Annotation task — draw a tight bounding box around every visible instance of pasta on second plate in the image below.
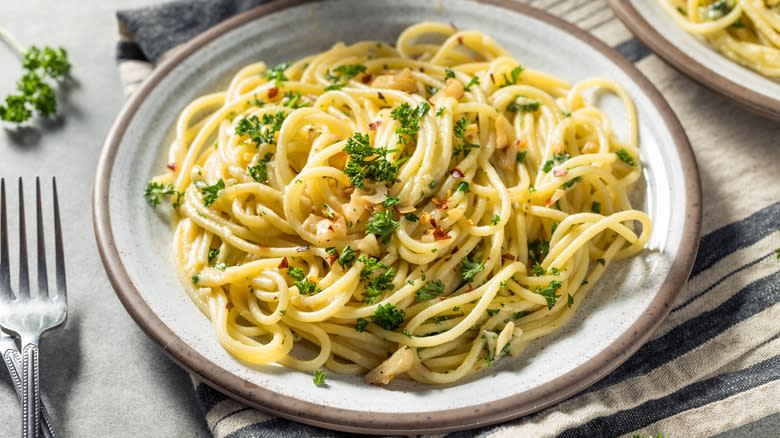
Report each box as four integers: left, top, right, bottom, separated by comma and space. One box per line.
144, 22, 651, 385
659, 0, 780, 77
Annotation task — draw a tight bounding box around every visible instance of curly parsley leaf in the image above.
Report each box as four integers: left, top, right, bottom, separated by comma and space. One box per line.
507, 99, 540, 113
262, 62, 289, 84
343, 132, 402, 188
325, 64, 366, 90
536, 280, 562, 310
391, 102, 430, 144
542, 152, 570, 173
338, 245, 356, 269
235, 112, 287, 146
460, 257, 485, 283
371, 303, 405, 331
199, 178, 225, 207
287, 266, 320, 296
144, 182, 182, 208
367, 209, 400, 244
355, 317, 369, 332
453, 117, 479, 157
415, 280, 445, 301
248, 152, 274, 183
501, 65, 524, 87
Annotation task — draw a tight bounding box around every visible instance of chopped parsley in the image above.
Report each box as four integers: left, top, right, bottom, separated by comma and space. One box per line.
262, 62, 289, 84
704, 0, 732, 20
542, 152, 570, 173
383, 195, 400, 208
287, 266, 320, 296
516, 151, 527, 164
208, 248, 220, 265
435, 107, 446, 117
404, 212, 419, 222
536, 280, 562, 310
415, 280, 445, 301
313, 369, 326, 387
532, 263, 546, 276
337, 245, 356, 268
512, 311, 528, 320
343, 132, 402, 188
507, 99, 540, 113
591, 202, 602, 214
562, 110, 572, 118
355, 318, 369, 332
567, 293, 574, 308
444, 68, 456, 80
501, 65, 524, 87
528, 238, 550, 267
235, 112, 287, 146
597, 258, 606, 266
460, 256, 485, 283
144, 182, 182, 208
199, 179, 225, 207
371, 303, 405, 331
390, 102, 431, 144
490, 214, 501, 225
616, 148, 637, 166
248, 152, 274, 183
325, 63, 367, 90
364, 266, 396, 304
359, 256, 389, 279
456, 181, 470, 193
453, 117, 479, 157
486, 308, 500, 317
191, 274, 200, 284
281, 91, 309, 108
366, 210, 400, 244
464, 76, 480, 91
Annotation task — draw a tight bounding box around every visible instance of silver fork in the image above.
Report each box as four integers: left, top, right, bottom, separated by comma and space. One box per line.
0, 177, 67, 438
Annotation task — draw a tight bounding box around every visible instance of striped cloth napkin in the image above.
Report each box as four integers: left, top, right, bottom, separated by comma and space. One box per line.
116, 1, 780, 436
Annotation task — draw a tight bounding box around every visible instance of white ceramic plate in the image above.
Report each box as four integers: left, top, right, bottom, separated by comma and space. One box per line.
93, 0, 701, 434
608, 0, 780, 121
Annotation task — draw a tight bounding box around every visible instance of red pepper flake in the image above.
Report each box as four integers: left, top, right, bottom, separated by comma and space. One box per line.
361, 74, 372, 84
432, 198, 448, 210
268, 87, 279, 98
438, 296, 447, 301
457, 35, 464, 45
429, 218, 438, 228
226, 302, 233, 311
502, 253, 516, 261
419, 67, 425, 73
369, 121, 381, 131
450, 168, 464, 178
326, 252, 338, 266
278, 257, 289, 269
433, 226, 451, 241
166, 162, 177, 171
467, 283, 474, 291
553, 168, 568, 177
451, 246, 459, 254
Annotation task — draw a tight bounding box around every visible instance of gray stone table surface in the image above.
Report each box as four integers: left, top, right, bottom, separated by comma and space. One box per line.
0, 1, 209, 437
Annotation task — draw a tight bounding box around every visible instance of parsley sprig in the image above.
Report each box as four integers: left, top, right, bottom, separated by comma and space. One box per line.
325, 64, 367, 90
144, 182, 183, 208
0, 31, 72, 123
460, 256, 485, 283
371, 303, 405, 331
248, 152, 274, 183
536, 280, 562, 310
453, 117, 480, 157
415, 280, 445, 301
367, 210, 400, 244
390, 102, 430, 144
235, 112, 287, 146
288, 266, 320, 296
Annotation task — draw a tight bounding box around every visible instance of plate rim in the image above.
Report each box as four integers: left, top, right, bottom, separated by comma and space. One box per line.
93, 0, 702, 434
606, 0, 780, 122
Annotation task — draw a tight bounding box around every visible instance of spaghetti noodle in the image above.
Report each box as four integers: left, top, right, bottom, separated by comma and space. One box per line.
146, 22, 652, 385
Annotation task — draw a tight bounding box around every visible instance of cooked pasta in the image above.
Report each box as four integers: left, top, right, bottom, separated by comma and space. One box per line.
659, 0, 780, 77
144, 22, 652, 385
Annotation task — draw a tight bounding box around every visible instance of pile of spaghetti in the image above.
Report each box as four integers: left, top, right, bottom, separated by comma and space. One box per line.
660, 0, 780, 77
145, 22, 651, 385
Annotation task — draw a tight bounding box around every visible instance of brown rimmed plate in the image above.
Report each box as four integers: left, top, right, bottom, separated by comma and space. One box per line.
93, 0, 701, 434
607, 0, 780, 122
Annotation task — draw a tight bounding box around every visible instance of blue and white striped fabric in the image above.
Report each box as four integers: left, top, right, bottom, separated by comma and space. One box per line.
116, 1, 780, 436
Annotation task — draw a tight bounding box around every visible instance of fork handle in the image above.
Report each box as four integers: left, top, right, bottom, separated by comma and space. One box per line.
20, 339, 41, 438
2, 345, 56, 437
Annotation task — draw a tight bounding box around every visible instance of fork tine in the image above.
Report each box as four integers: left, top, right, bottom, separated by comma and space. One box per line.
52, 177, 66, 299
0, 178, 9, 295
36, 177, 49, 297
18, 178, 29, 297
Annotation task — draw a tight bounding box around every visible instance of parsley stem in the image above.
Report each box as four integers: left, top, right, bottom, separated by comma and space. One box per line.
0, 26, 25, 56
